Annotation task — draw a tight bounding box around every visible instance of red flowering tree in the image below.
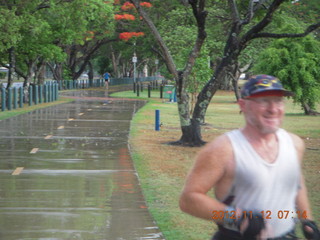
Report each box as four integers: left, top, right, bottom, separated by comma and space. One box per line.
115, 1, 152, 41
114, 14, 135, 21
119, 32, 145, 41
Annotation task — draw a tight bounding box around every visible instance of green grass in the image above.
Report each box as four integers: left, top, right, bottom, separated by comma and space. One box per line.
0, 98, 74, 120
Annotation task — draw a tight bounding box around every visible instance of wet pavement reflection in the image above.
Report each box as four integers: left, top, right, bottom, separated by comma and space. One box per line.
0, 90, 164, 240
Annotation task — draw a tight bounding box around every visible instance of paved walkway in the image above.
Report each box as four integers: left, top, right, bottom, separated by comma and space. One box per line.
0, 90, 164, 240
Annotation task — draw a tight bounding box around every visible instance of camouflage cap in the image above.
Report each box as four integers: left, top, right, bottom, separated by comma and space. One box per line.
240, 74, 294, 99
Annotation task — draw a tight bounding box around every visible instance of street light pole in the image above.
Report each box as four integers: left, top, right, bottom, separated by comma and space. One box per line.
133, 52, 137, 83
155, 59, 159, 76
132, 42, 137, 83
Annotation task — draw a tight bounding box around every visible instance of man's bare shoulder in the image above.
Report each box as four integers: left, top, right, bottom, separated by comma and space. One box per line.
196, 133, 234, 166
183, 133, 235, 195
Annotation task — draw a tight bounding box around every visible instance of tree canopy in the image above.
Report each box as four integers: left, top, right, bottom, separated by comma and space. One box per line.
0, 0, 319, 131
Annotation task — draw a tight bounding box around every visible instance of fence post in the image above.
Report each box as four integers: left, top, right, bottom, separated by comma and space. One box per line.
29, 85, 33, 106
160, 85, 163, 99
136, 83, 140, 97
51, 83, 54, 102
148, 84, 151, 98
19, 87, 23, 108
55, 83, 59, 100
34, 85, 39, 105
7, 88, 12, 110
1, 88, 5, 111
44, 84, 47, 103
13, 87, 18, 109
39, 85, 43, 104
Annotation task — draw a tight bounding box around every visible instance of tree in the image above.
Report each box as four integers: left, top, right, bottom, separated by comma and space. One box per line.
130, 0, 208, 145
47, 0, 116, 81
0, 0, 116, 86
254, 35, 320, 115
131, 0, 320, 146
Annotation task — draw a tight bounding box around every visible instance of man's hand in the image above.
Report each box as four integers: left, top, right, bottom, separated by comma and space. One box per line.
302, 220, 320, 240
239, 212, 265, 239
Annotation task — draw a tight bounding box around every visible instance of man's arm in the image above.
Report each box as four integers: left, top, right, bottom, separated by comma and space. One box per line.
290, 133, 320, 239
179, 134, 234, 223
290, 133, 313, 219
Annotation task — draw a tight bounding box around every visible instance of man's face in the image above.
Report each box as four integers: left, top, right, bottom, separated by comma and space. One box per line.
239, 96, 285, 134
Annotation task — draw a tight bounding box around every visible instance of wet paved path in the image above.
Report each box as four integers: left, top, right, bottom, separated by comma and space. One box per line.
0, 90, 163, 240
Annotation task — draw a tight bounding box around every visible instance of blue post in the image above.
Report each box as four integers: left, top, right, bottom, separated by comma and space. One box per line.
51, 83, 54, 102
1, 88, 6, 111
29, 85, 33, 106
19, 87, 23, 108
44, 84, 47, 103
155, 109, 160, 131
55, 83, 59, 100
13, 87, 18, 109
7, 88, 12, 110
39, 85, 43, 103
34, 85, 39, 105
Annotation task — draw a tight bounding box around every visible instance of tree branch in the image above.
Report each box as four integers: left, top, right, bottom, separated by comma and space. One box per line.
183, 0, 207, 79
228, 0, 240, 23
252, 22, 320, 39
241, 0, 285, 44
130, 0, 179, 80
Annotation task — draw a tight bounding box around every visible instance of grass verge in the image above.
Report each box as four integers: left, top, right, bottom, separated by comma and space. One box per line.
0, 97, 74, 120
112, 90, 320, 240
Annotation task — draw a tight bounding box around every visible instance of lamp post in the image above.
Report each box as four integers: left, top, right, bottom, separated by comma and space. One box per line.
155, 59, 159, 76
132, 53, 137, 83
132, 42, 137, 83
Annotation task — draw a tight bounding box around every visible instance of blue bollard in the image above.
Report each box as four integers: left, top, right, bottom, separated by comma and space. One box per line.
155, 109, 160, 131
29, 85, 33, 106
34, 85, 39, 105
7, 88, 12, 110
39, 85, 43, 103
1, 88, 6, 111
19, 87, 23, 108
13, 87, 18, 109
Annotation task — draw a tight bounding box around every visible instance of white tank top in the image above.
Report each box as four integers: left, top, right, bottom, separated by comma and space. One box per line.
225, 128, 300, 238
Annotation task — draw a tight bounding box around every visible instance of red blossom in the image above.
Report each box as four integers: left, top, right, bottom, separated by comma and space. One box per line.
114, 14, 135, 20
119, 32, 145, 41
120, 1, 152, 11
140, 2, 152, 7
121, 2, 135, 10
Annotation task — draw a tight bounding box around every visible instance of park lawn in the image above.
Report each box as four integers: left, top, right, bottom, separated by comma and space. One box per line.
112, 90, 320, 240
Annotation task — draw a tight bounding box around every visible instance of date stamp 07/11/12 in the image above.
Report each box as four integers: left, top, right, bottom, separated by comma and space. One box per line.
212, 210, 308, 220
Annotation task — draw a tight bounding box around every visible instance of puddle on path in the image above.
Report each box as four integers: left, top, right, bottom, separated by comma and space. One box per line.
0, 92, 164, 240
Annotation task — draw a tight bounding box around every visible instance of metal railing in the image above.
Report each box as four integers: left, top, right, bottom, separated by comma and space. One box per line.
109, 76, 165, 86
0, 77, 166, 112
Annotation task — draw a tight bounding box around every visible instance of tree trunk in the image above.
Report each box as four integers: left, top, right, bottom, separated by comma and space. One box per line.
88, 61, 94, 80
170, 89, 208, 146
169, 73, 206, 146
49, 62, 63, 81
172, 119, 205, 147
7, 47, 15, 89
232, 78, 240, 101
302, 103, 320, 115
36, 61, 46, 85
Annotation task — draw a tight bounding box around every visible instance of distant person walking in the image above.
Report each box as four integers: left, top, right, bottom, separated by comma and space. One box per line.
103, 72, 110, 89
